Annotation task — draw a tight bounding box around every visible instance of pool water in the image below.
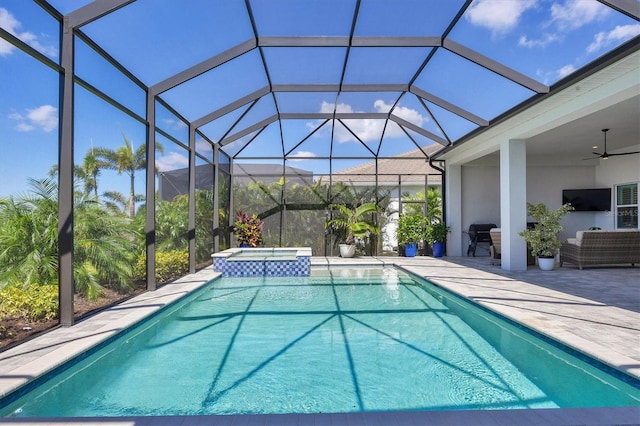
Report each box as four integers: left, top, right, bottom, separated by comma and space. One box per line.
2, 267, 638, 417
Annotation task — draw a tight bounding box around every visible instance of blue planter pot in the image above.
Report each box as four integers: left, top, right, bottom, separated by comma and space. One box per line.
404, 242, 418, 257
432, 242, 445, 258
239, 243, 251, 248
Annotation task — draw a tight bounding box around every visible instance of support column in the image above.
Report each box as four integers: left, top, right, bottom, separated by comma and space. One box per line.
500, 139, 528, 271
58, 18, 75, 326
145, 94, 156, 290
188, 125, 196, 274
446, 164, 463, 256
213, 145, 220, 253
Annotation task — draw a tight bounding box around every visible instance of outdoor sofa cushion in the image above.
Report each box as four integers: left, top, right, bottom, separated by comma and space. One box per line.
560, 229, 640, 269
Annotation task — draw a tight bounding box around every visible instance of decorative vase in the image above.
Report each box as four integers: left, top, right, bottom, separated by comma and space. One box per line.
339, 243, 356, 258
432, 242, 445, 258
537, 257, 555, 271
404, 242, 418, 257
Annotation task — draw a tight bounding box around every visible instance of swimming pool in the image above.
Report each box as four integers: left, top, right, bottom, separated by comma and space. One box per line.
1, 267, 638, 417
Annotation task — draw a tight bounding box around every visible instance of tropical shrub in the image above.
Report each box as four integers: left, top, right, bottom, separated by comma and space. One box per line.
233, 211, 264, 247
134, 250, 188, 284
0, 284, 58, 321
519, 202, 574, 258
0, 178, 137, 301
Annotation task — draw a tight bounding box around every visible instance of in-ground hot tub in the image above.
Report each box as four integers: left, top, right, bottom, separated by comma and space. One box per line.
212, 247, 311, 277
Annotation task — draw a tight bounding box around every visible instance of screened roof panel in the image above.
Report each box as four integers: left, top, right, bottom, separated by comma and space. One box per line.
332, 121, 377, 157
414, 49, 536, 120
343, 47, 433, 84
334, 92, 402, 113
393, 94, 446, 138
354, 0, 468, 36
233, 124, 284, 159
220, 130, 261, 158
226, 96, 279, 137
280, 119, 331, 157
250, 0, 356, 36
46, 0, 93, 14
274, 92, 339, 113
155, 101, 188, 143
196, 103, 253, 144
12, 0, 637, 168
0, 1, 59, 61
81, 0, 254, 85
262, 47, 346, 84
75, 37, 146, 117
378, 121, 424, 157
448, 1, 640, 85
160, 50, 268, 121
421, 101, 479, 142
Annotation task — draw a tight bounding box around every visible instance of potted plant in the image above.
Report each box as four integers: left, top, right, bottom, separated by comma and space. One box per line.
425, 220, 450, 258
396, 213, 425, 257
232, 211, 264, 247
518, 202, 573, 270
325, 202, 381, 258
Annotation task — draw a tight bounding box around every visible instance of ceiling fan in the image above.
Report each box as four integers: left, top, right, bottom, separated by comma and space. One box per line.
589, 128, 639, 160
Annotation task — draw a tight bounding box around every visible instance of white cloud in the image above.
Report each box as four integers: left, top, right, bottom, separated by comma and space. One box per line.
518, 33, 560, 48
9, 105, 58, 132
0, 7, 57, 57
156, 152, 189, 172
550, 0, 608, 31
315, 100, 427, 143
465, 0, 537, 36
557, 64, 577, 79
587, 24, 640, 53
195, 139, 214, 154
27, 105, 58, 132
162, 118, 187, 130
288, 150, 317, 161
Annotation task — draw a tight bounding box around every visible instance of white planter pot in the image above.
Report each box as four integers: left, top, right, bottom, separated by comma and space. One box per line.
537, 257, 555, 271
339, 244, 356, 258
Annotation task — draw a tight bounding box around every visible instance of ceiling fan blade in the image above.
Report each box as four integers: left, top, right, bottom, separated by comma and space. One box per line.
592, 151, 603, 156
582, 156, 599, 160
606, 151, 640, 157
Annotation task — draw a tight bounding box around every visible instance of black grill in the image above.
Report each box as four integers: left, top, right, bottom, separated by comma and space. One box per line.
467, 223, 497, 256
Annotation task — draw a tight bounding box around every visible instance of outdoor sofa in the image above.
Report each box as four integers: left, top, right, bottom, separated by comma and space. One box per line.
559, 229, 640, 269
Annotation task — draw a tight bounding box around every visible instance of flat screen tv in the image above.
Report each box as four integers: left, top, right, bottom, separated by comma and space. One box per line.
562, 188, 611, 212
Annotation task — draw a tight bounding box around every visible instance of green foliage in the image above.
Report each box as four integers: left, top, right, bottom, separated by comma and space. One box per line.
155, 194, 189, 252
0, 178, 58, 288
0, 284, 58, 321
134, 250, 188, 284
0, 178, 136, 301
233, 211, 264, 247
325, 202, 381, 245
401, 188, 443, 224
396, 214, 425, 245
519, 203, 574, 257
425, 220, 451, 244
94, 133, 163, 218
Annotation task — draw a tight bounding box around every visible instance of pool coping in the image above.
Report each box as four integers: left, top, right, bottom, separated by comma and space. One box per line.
1, 256, 638, 425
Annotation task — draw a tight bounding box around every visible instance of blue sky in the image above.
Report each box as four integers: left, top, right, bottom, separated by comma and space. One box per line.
1, 0, 639, 199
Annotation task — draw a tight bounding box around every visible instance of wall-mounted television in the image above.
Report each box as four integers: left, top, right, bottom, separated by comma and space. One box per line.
562, 188, 611, 212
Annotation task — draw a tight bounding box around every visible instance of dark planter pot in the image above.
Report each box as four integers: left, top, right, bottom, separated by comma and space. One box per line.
239, 243, 251, 248
432, 242, 445, 258
404, 242, 418, 257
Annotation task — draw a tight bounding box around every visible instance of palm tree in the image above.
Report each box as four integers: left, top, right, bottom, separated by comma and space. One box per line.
95, 133, 163, 218
0, 178, 136, 300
